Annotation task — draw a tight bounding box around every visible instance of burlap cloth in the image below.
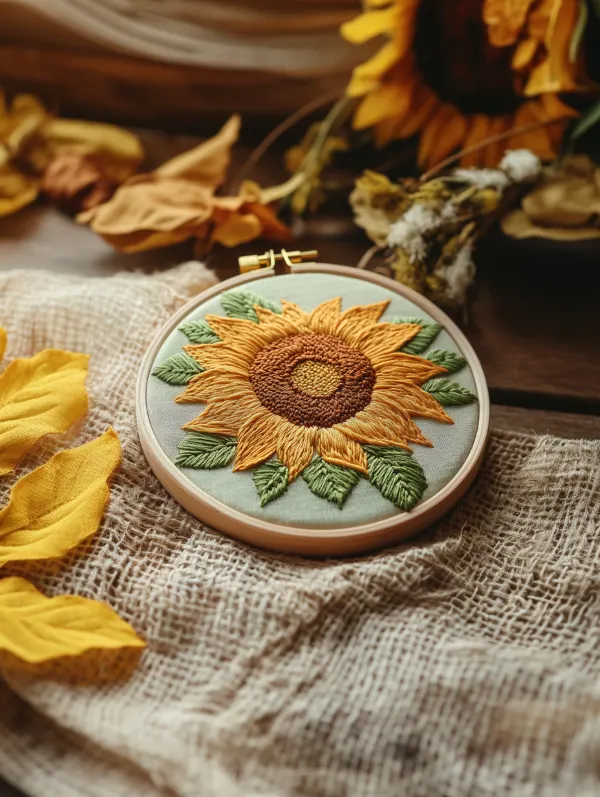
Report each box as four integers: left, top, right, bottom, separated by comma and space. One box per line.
0, 262, 599, 797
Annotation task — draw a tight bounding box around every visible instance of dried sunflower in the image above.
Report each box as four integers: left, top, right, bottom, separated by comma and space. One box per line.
341, 0, 585, 168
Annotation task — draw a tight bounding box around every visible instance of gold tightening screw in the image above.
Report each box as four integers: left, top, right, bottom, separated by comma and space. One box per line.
238, 248, 318, 275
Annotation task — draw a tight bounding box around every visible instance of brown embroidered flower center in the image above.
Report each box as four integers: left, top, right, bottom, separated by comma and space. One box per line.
249, 333, 376, 427
291, 360, 341, 397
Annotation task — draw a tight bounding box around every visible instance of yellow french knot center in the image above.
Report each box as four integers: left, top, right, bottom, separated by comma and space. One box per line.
291, 360, 341, 397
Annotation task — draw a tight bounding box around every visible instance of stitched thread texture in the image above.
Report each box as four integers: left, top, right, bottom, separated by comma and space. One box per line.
153, 289, 478, 510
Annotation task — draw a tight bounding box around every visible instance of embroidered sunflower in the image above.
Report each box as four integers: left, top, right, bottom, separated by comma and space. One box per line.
341, 0, 584, 168
152, 290, 477, 510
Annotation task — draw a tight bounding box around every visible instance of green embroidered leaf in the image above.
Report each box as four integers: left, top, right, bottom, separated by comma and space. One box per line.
391, 317, 442, 354
178, 319, 221, 344
364, 446, 427, 511
152, 352, 203, 386
425, 349, 467, 374
253, 459, 289, 507
302, 456, 360, 508
422, 378, 477, 406
176, 432, 236, 469
221, 290, 281, 322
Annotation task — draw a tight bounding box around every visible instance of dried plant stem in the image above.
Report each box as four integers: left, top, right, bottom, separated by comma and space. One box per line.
230, 91, 340, 194
421, 117, 564, 181
357, 245, 382, 270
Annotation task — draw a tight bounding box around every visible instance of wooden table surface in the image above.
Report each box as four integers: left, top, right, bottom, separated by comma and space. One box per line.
0, 134, 598, 797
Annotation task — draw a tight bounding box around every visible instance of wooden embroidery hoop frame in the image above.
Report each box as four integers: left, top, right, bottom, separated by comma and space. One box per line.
136, 262, 490, 556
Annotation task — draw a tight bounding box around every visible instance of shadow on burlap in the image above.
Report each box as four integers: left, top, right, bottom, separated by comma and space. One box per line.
0, 262, 599, 797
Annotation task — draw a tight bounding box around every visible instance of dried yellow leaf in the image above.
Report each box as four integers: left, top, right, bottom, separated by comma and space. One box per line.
0, 429, 120, 566
0, 166, 39, 217
0, 576, 144, 665
29, 118, 143, 183
155, 114, 240, 184
0, 349, 89, 475
78, 116, 289, 253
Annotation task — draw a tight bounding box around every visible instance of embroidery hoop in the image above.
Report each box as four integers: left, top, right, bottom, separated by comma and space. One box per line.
136, 262, 489, 556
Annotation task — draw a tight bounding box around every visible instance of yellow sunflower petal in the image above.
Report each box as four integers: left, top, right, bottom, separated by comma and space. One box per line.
347, 41, 401, 97
277, 423, 316, 482
394, 85, 438, 140
0, 327, 6, 361
308, 298, 342, 335
0, 577, 144, 666
183, 393, 261, 436
482, 116, 510, 168
317, 428, 368, 475
341, 9, 397, 44
358, 323, 421, 365
459, 115, 491, 168
512, 38, 539, 71
184, 342, 254, 373
483, 0, 536, 46
234, 410, 282, 471
0, 349, 89, 477
354, 84, 411, 130
334, 301, 389, 346
176, 368, 250, 404
419, 104, 468, 169
508, 103, 555, 160
0, 430, 120, 567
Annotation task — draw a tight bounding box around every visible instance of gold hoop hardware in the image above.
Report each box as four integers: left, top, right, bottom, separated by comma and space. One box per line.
238, 249, 318, 276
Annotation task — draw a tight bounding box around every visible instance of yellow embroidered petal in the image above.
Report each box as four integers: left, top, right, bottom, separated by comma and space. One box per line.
281, 300, 311, 330
0, 327, 6, 361
204, 315, 270, 350
334, 301, 389, 346
277, 424, 316, 482
308, 298, 342, 335
176, 368, 250, 404
0, 577, 144, 665
234, 410, 282, 471
336, 410, 413, 450
382, 380, 453, 424
317, 428, 368, 475
254, 306, 302, 338
367, 394, 433, 446
374, 352, 446, 383
0, 430, 120, 566
358, 323, 421, 364
0, 349, 89, 476
183, 393, 262, 436
184, 342, 254, 373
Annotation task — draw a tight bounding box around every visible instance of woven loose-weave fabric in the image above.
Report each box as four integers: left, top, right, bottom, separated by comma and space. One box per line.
0, 263, 599, 797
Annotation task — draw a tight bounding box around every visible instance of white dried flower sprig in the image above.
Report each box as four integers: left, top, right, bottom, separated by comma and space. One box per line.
499, 149, 542, 182
388, 203, 457, 262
